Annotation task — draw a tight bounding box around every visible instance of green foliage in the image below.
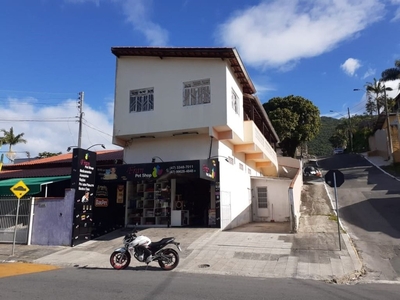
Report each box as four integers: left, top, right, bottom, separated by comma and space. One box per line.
308, 117, 341, 156
381, 59, 400, 84
0, 127, 27, 152
263, 95, 320, 157
36, 152, 62, 159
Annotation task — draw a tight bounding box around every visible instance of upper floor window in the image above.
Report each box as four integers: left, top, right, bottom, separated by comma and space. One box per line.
231, 88, 240, 115
183, 79, 210, 106
129, 87, 154, 112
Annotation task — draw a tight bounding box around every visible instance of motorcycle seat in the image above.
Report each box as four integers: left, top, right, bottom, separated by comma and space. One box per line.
151, 237, 175, 247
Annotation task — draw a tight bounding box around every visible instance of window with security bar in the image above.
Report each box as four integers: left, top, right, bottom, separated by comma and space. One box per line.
183, 79, 210, 106
129, 88, 154, 112
257, 187, 268, 208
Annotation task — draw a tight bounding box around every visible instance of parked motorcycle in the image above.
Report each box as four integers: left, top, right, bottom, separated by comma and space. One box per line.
110, 228, 182, 271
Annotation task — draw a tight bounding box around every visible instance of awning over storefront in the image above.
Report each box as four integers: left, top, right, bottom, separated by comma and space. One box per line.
0, 175, 71, 196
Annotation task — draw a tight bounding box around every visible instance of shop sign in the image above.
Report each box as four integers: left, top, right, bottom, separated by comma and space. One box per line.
97, 160, 218, 182
70, 148, 97, 246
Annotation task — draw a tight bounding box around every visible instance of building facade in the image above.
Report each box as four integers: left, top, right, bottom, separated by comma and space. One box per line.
109, 47, 300, 231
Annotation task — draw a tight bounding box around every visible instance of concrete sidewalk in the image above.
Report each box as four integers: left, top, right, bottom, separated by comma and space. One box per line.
0, 220, 363, 283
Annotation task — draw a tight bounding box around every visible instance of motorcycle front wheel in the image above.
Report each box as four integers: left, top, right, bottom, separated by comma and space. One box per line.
110, 251, 131, 270
158, 248, 179, 271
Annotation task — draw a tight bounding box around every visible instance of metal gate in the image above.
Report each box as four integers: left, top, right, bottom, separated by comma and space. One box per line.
0, 197, 31, 244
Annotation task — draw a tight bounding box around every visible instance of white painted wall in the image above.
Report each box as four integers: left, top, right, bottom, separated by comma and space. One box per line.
124, 133, 212, 163
288, 167, 303, 231
251, 177, 291, 222
114, 57, 245, 138
225, 66, 244, 140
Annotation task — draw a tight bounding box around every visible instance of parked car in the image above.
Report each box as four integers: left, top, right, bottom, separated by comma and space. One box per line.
333, 148, 344, 155
303, 166, 322, 178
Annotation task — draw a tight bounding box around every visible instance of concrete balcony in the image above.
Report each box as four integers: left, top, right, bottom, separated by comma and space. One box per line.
215, 121, 278, 176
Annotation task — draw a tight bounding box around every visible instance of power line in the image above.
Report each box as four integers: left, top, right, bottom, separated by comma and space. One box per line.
0, 117, 76, 122
0, 89, 76, 95
82, 120, 112, 137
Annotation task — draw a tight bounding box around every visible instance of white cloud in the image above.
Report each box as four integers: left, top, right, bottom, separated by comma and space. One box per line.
65, 0, 169, 45
390, 0, 400, 21
116, 0, 169, 46
216, 0, 385, 70
362, 67, 376, 79
0, 97, 121, 161
341, 58, 362, 76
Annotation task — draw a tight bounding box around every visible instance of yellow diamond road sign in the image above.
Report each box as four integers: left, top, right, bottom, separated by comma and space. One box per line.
10, 180, 29, 199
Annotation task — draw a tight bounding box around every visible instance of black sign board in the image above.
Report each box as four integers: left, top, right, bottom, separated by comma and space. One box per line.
324, 169, 344, 188
97, 159, 219, 183
70, 148, 97, 246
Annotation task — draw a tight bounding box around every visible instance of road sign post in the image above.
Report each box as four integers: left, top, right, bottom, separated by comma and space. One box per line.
333, 172, 341, 251
325, 170, 345, 251
10, 181, 29, 256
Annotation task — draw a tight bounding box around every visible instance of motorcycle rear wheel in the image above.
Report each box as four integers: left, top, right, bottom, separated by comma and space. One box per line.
158, 248, 179, 271
110, 251, 131, 270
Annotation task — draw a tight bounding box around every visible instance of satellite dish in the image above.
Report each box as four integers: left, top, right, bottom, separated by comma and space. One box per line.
5, 151, 16, 162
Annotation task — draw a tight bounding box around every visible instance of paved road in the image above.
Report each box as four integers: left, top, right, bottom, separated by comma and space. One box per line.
1, 267, 400, 300
318, 154, 400, 282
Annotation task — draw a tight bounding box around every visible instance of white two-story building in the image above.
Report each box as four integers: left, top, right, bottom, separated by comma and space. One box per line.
103, 47, 302, 231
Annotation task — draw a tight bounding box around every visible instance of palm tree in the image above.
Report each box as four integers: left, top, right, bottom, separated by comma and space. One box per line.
0, 127, 27, 152
365, 78, 386, 115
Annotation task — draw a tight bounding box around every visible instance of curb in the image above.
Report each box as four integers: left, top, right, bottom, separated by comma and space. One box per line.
323, 183, 363, 273
359, 154, 400, 182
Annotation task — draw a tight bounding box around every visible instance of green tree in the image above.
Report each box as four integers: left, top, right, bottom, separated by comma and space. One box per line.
263, 95, 321, 157
365, 98, 377, 116
36, 151, 62, 159
308, 116, 341, 156
0, 127, 27, 152
365, 78, 386, 114
381, 59, 400, 88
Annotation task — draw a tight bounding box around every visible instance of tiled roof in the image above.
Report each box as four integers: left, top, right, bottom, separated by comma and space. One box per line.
111, 46, 256, 94
0, 150, 124, 179
8, 150, 123, 167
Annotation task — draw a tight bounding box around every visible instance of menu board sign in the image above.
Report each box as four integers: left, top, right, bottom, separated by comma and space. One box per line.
70, 148, 97, 246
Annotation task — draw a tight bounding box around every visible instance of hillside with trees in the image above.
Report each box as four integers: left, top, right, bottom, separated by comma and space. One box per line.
308, 116, 341, 157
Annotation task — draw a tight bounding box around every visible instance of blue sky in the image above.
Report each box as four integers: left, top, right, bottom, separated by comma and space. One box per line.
1, 0, 400, 159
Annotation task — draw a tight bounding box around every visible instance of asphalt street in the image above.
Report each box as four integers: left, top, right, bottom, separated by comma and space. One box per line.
318, 153, 400, 281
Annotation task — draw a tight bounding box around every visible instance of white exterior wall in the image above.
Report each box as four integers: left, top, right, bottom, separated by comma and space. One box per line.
288, 167, 303, 232
124, 134, 211, 163
113, 52, 284, 230
114, 57, 246, 138
251, 178, 291, 222
225, 66, 244, 140
215, 140, 262, 230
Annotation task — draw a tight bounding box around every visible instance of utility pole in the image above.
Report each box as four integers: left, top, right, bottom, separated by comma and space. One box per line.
78, 91, 84, 149
383, 87, 393, 160
347, 107, 353, 152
